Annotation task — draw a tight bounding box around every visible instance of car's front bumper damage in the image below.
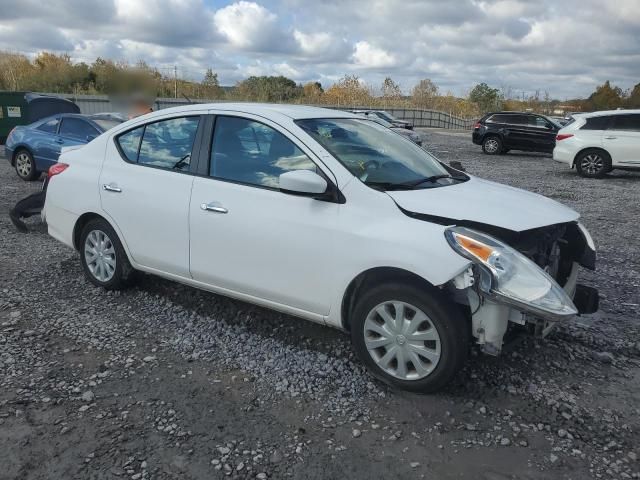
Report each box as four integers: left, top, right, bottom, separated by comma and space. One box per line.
448, 221, 599, 356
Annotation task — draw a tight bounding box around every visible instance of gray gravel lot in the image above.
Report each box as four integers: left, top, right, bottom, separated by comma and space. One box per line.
1, 133, 639, 480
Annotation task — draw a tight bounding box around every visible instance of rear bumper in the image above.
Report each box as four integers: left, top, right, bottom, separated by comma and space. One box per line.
552, 144, 574, 166
3, 146, 13, 164
472, 131, 482, 145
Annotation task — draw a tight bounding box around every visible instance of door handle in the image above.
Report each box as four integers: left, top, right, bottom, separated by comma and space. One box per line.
55, 138, 64, 144
201, 202, 228, 214
604, 136, 617, 140
102, 184, 122, 193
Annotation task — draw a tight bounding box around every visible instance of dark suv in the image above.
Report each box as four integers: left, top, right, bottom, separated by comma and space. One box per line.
472, 112, 561, 155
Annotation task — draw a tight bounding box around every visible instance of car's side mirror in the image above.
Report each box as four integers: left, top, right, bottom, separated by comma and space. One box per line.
279, 170, 328, 196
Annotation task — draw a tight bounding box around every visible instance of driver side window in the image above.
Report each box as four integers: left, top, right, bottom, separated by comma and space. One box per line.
210, 116, 316, 188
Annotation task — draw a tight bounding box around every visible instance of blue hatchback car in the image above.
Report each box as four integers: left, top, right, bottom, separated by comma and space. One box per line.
5, 113, 124, 181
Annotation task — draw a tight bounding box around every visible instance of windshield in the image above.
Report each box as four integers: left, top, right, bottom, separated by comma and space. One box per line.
360, 115, 393, 128
375, 111, 396, 122
296, 118, 464, 190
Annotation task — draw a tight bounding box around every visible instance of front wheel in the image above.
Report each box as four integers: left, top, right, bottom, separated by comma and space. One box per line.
482, 136, 502, 155
350, 283, 469, 393
80, 218, 134, 290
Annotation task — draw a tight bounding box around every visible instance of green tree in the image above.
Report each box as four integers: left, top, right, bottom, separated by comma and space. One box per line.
625, 82, 640, 108
469, 82, 503, 113
587, 81, 623, 110
233, 75, 301, 102
201, 68, 222, 98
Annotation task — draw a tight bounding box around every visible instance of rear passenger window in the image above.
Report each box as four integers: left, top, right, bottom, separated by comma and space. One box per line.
117, 127, 143, 162
610, 114, 640, 132
37, 118, 59, 134
581, 116, 611, 130
486, 114, 507, 123
116, 117, 200, 171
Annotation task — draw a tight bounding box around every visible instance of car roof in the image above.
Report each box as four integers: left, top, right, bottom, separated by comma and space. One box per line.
572, 109, 640, 118
146, 103, 359, 121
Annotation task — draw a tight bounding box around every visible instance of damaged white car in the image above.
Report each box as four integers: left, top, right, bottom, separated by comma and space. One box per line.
43, 104, 598, 392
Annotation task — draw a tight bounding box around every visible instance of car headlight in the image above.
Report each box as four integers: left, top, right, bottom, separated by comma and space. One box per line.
445, 226, 577, 320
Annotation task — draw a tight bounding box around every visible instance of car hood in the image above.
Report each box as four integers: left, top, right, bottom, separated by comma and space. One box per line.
386, 176, 579, 232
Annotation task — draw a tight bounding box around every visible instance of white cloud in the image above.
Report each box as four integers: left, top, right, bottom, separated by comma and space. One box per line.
352, 41, 396, 68
214, 1, 280, 50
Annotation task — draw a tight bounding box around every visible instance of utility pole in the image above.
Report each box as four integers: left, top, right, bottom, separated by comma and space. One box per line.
174, 65, 178, 99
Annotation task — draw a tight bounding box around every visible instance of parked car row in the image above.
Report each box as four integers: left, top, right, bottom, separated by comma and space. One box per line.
353, 112, 423, 145
42, 103, 598, 393
472, 109, 640, 178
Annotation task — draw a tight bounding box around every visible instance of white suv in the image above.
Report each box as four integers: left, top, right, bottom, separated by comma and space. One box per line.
553, 110, 640, 178
43, 104, 598, 392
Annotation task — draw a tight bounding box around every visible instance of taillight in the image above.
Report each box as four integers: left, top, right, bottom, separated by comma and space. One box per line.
473, 122, 481, 129
48, 163, 69, 177
556, 133, 574, 141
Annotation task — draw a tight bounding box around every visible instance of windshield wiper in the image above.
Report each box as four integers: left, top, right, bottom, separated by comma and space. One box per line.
397, 174, 454, 188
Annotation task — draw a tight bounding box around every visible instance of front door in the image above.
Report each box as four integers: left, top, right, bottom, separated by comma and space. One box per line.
528, 115, 557, 152
99, 114, 204, 277
189, 114, 339, 315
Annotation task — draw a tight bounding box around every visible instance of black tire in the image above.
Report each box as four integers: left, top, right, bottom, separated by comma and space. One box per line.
575, 149, 611, 178
350, 282, 469, 393
79, 218, 135, 290
14, 149, 39, 181
482, 136, 502, 155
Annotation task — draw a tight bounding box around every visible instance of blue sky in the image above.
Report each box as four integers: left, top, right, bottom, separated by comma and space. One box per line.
0, 0, 639, 98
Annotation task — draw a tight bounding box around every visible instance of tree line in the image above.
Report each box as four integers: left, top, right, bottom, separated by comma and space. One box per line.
1, 51, 638, 118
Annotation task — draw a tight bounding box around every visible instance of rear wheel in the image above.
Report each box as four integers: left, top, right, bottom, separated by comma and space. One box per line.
80, 218, 134, 290
350, 283, 468, 393
14, 149, 38, 181
575, 149, 611, 178
482, 136, 502, 155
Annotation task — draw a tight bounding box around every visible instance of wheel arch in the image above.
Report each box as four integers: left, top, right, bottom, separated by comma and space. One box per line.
340, 267, 441, 331
572, 146, 611, 167
11, 145, 33, 166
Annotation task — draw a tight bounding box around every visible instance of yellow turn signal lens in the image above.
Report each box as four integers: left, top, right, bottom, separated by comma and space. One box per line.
455, 234, 495, 262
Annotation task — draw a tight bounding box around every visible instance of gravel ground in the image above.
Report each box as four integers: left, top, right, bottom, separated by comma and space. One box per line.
1, 133, 639, 480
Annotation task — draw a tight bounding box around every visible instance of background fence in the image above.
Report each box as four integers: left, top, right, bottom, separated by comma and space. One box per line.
49, 94, 475, 130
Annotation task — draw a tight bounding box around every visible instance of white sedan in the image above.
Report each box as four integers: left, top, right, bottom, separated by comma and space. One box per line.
43, 104, 598, 392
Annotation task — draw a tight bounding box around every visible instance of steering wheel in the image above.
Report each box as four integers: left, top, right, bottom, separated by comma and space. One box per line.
362, 160, 380, 171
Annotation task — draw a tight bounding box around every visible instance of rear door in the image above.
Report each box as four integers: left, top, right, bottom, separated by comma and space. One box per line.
502, 114, 532, 150
602, 114, 640, 167
99, 113, 205, 277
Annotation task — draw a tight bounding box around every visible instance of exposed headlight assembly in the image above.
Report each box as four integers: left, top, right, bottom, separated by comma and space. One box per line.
445, 226, 578, 321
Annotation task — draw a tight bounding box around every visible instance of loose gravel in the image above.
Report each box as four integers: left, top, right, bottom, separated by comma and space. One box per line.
1, 134, 639, 479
